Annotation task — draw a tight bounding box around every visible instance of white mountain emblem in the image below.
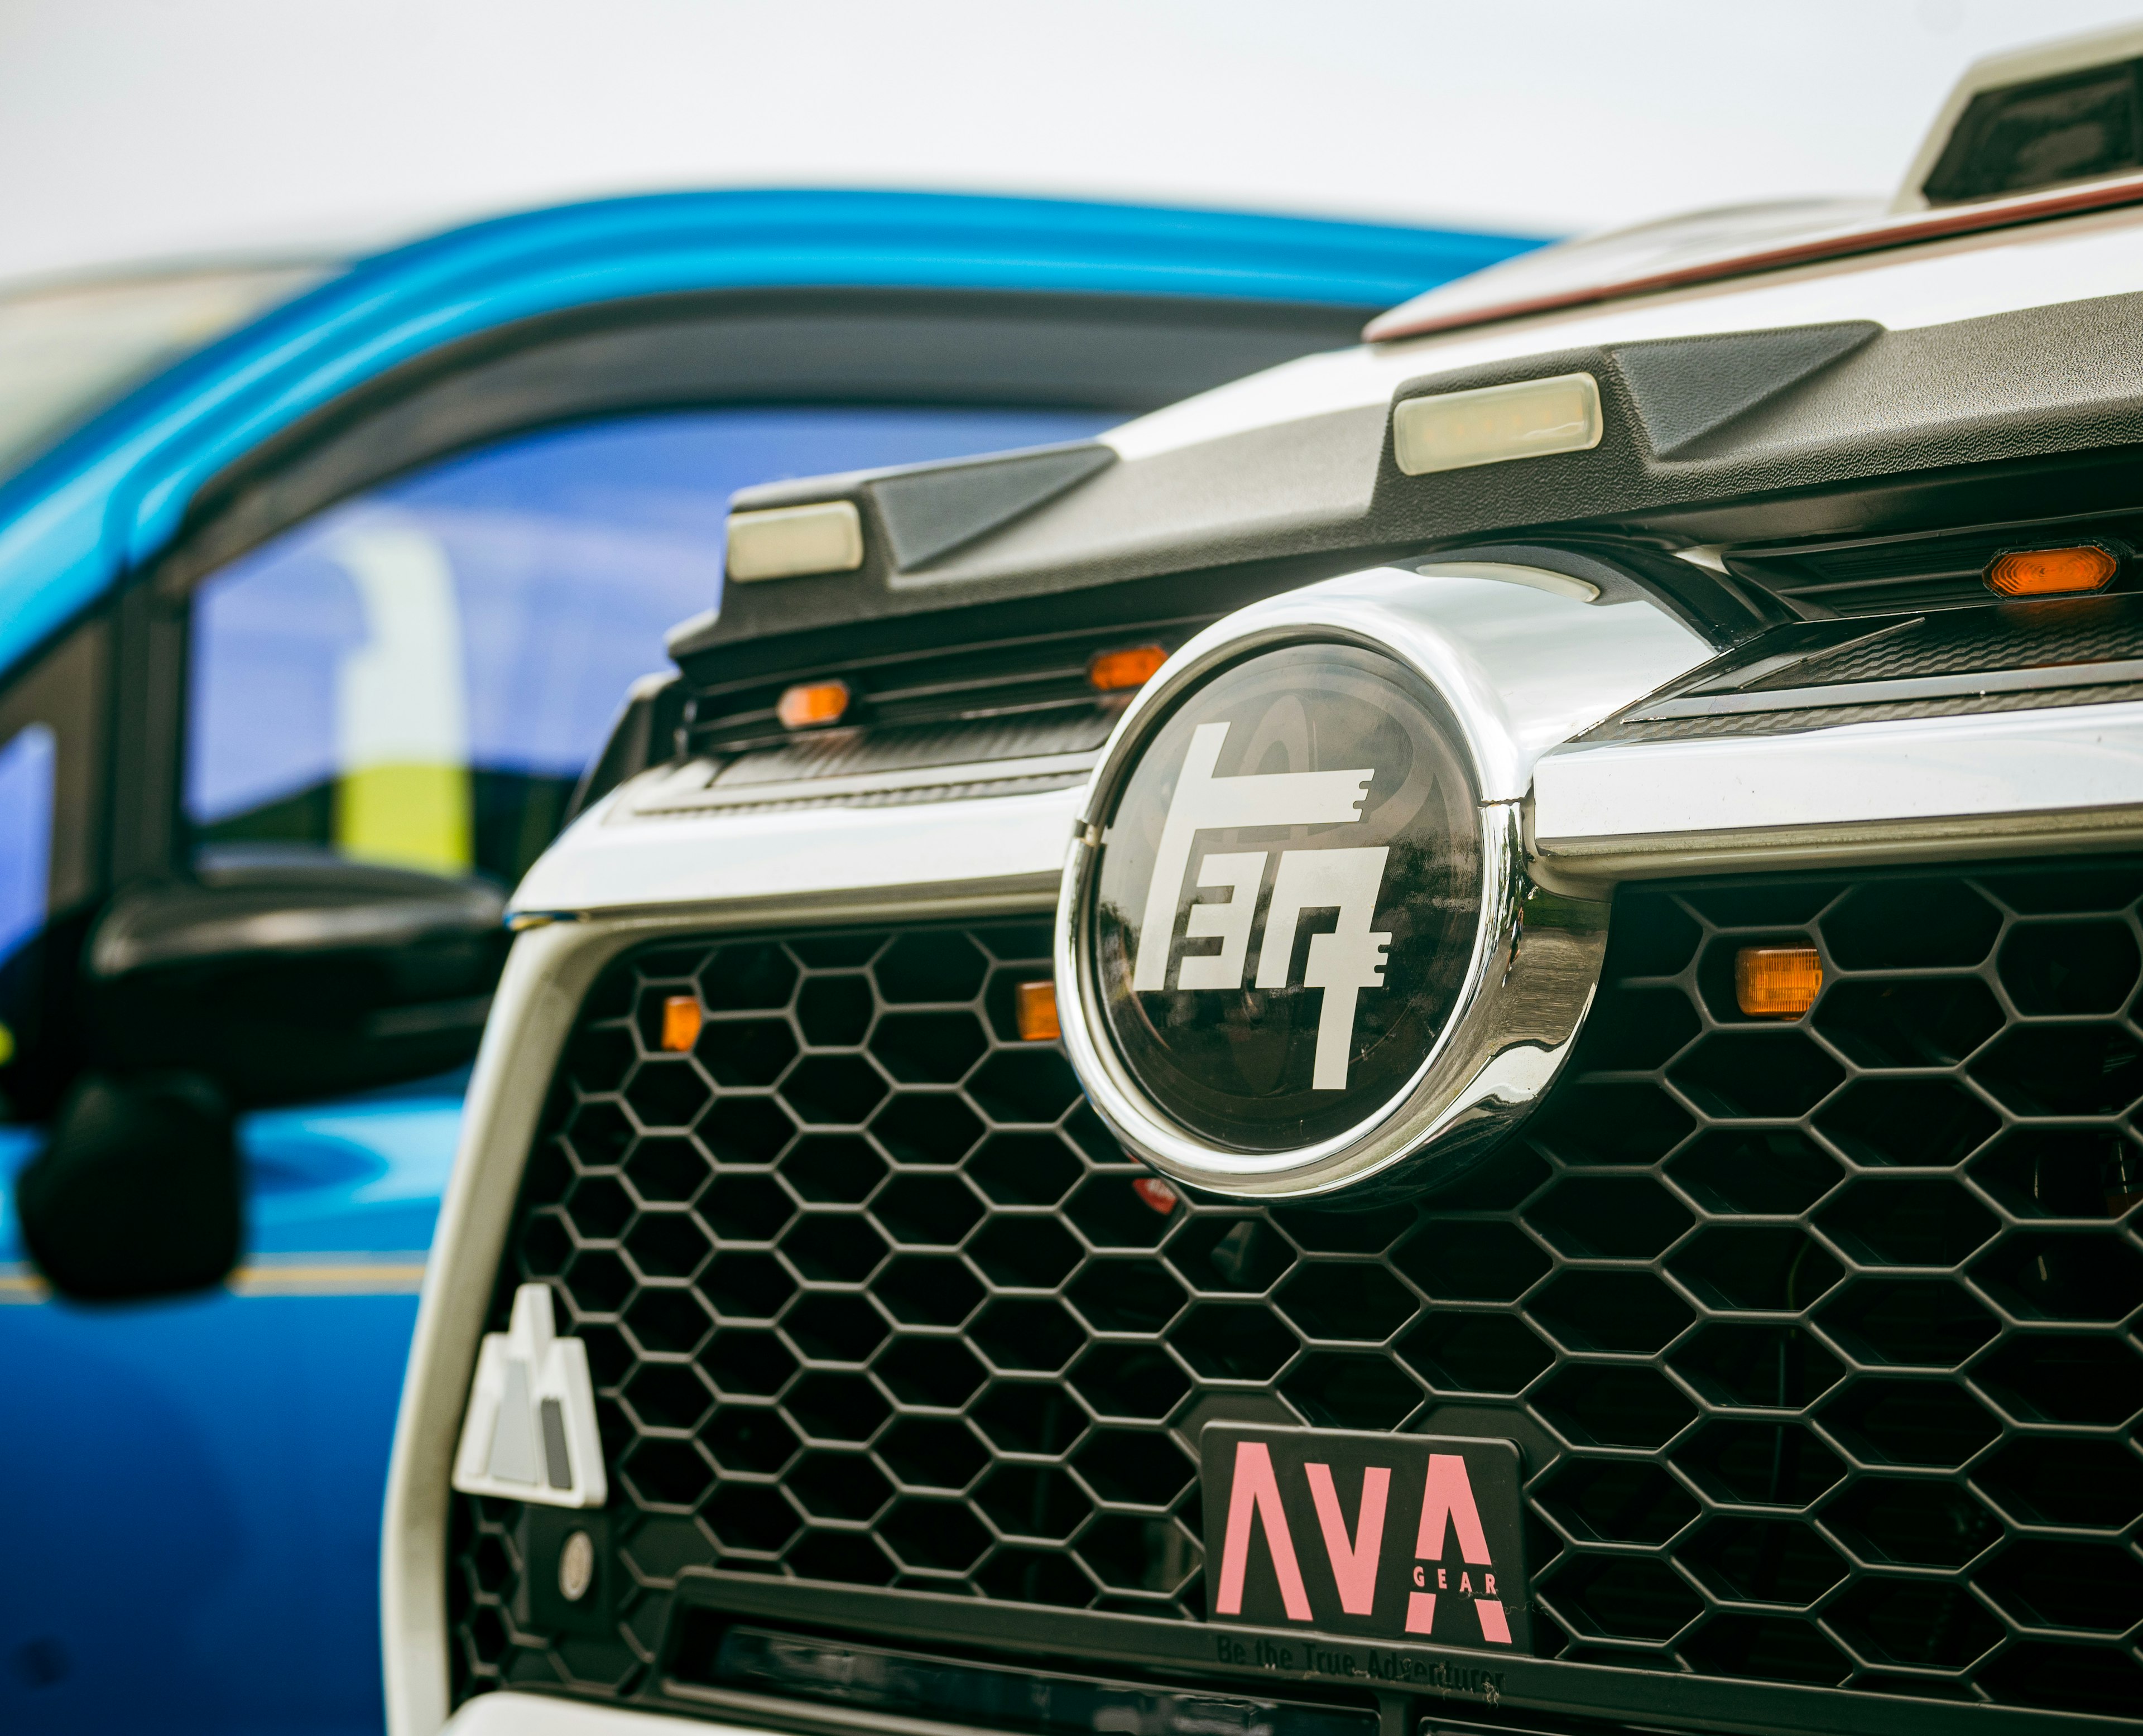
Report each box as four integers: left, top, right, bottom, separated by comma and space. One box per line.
451, 1282, 607, 1508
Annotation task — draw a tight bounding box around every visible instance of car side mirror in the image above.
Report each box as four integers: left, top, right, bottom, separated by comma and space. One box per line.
11, 850, 508, 1302
86, 849, 510, 1107
15, 1071, 241, 1301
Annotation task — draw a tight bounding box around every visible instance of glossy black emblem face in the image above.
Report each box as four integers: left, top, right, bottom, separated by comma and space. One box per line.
1090, 643, 1482, 1152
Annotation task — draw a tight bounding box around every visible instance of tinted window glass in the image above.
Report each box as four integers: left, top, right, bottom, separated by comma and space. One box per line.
0, 618, 106, 1116
186, 405, 1112, 883
0, 723, 55, 971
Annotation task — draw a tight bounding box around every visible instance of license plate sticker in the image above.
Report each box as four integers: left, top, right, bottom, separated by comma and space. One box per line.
1200, 1424, 1529, 1653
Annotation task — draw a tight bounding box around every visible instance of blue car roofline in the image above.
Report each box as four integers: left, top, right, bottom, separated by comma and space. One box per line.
0, 187, 1543, 678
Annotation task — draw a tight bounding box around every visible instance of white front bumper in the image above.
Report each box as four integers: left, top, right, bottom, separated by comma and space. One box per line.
444, 1694, 775, 1736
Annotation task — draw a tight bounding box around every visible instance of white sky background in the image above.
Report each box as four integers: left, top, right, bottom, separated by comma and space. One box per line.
3, 0, 2142, 282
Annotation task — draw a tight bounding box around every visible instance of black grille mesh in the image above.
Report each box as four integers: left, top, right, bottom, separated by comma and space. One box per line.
449, 864, 2143, 1722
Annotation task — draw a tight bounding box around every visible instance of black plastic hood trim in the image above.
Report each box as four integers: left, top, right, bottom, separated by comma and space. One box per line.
1611, 321, 1881, 457
672, 288, 2143, 670
732, 440, 1119, 574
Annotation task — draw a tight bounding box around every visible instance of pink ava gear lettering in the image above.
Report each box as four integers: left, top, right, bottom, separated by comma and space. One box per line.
1200, 1425, 1528, 1652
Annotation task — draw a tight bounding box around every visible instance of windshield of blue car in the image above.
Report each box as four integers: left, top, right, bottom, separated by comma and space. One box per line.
0, 262, 333, 480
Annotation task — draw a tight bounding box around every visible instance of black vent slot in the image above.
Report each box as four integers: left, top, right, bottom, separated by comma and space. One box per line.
1597, 590, 2143, 742
1727, 513, 2142, 618
684, 618, 1207, 759
669, 1618, 1375, 1736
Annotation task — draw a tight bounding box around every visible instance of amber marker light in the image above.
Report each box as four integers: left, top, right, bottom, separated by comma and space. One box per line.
1088, 643, 1168, 693
1132, 1176, 1180, 1214
777, 678, 851, 729
1737, 946, 1823, 1019
660, 996, 703, 1052
1015, 979, 1060, 1042
1985, 544, 2120, 598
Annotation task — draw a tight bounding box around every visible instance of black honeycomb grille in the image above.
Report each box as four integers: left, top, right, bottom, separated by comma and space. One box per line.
450, 865, 2143, 1723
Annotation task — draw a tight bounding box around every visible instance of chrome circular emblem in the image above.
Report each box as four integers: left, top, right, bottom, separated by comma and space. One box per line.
1093, 643, 1481, 1150
1058, 609, 1609, 1204
558, 1530, 595, 1603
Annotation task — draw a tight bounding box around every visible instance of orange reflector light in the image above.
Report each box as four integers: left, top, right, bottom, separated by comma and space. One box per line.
1736, 946, 1822, 1019
1015, 979, 1060, 1042
1985, 544, 2119, 598
777, 678, 851, 729
1088, 643, 1168, 693
660, 995, 703, 1052
1132, 1175, 1180, 1215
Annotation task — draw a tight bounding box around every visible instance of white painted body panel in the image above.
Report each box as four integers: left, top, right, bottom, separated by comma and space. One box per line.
1108, 204, 2143, 461
1534, 700, 2143, 848
443, 1692, 758, 1736
512, 781, 1080, 919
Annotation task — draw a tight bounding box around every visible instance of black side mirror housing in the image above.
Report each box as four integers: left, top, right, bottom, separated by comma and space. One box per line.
16, 1071, 241, 1301
11, 850, 509, 1301
87, 850, 510, 1108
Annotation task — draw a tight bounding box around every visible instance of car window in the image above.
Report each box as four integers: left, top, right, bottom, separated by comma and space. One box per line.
0, 617, 108, 1115
0, 724, 55, 978
184, 405, 1116, 885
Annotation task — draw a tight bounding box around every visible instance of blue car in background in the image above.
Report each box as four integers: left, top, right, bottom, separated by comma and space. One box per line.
0, 190, 1538, 1736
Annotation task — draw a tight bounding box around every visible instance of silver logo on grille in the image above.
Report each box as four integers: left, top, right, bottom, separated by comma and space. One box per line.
1132, 720, 1392, 1089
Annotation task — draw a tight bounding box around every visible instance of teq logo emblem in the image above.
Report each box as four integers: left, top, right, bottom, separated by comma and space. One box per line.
1200, 1423, 1528, 1653
1134, 720, 1391, 1090
1079, 641, 1497, 1170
